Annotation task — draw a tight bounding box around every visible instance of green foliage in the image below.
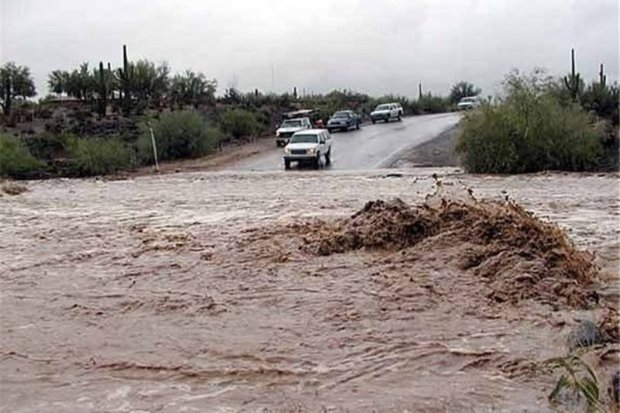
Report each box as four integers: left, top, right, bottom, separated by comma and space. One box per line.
419, 93, 452, 113
22, 133, 72, 161
48, 70, 68, 95
67, 136, 132, 176
170, 70, 217, 108
0, 134, 43, 178
581, 82, 619, 126
138, 110, 219, 163
449, 81, 482, 103
456, 71, 604, 174
0, 62, 36, 115
131, 60, 170, 105
219, 108, 260, 139
548, 355, 605, 411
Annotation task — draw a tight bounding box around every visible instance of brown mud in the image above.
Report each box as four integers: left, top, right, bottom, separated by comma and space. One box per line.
301, 195, 597, 307
0, 169, 618, 412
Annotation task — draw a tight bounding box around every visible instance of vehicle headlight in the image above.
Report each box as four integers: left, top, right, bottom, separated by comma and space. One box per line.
284, 147, 291, 154
307, 148, 316, 155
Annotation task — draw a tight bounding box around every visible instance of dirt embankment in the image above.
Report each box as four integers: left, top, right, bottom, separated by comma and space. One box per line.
390, 125, 460, 168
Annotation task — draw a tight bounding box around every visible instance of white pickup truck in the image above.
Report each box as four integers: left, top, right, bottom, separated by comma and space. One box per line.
370, 103, 403, 123
283, 129, 332, 170
275, 117, 312, 147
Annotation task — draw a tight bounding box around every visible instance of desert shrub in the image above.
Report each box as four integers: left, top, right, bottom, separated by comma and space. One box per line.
22, 133, 73, 161
219, 108, 260, 139
581, 82, 619, 126
456, 72, 604, 174
0, 134, 43, 179
68, 136, 132, 176
419, 94, 452, 113
137, 110, 219, 163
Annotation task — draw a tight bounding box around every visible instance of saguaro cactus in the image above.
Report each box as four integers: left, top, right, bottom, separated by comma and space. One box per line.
599, 63, 607, 87
3, 76, 11, 116
95, 61, 108, 116
563, 49, 581, 101
117, 45, 132, 114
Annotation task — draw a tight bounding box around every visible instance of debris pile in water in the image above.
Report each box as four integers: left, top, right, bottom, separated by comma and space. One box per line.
312, 196, 597, 307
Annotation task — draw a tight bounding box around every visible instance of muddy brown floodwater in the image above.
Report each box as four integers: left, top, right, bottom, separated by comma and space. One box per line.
1, 168, 618, 412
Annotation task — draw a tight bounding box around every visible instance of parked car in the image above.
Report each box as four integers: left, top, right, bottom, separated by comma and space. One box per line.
283, 129, 332, 170
327, 110, 362, 132
275, 117, 312, 147
457, 96, 483, 110
370, 103, 402, 123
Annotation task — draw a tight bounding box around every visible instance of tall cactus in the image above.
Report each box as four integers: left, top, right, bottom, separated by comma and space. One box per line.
95, 61, 108, 116
599, 63, 607, 87
117, 44, 132, 114
3, 75, 11, 116
563, 48, 581, 101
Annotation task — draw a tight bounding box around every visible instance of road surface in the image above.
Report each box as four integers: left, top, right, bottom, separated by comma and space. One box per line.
232, 113, 461, 171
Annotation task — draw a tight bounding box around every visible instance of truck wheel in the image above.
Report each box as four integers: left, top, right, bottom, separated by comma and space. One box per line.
284, 159, 291, 170
371, 119, 376, 124
314, 154, 321, 169
397, 115, 402, 121
325, 150, 331, 165
356, 122, 360, 130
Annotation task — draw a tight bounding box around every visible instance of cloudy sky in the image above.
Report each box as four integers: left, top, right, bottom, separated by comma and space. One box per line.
2, 0, 618, 98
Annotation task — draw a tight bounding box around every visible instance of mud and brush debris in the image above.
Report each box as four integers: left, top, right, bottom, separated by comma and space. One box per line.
1, 182, 28, 196
303, 187, 598, 307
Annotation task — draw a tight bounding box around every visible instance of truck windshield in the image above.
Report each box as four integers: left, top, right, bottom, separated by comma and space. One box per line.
290, 134, 318, 144
375, 104, 391, 111
282, 120, 302, 127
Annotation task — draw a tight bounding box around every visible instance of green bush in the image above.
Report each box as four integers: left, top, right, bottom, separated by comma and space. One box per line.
419, 94, 452, 114
456, 73, 604, 173
68, 136, 132, 176
138, 110, 219, 163
219, 108, 260, 139
0, 134, 43, 179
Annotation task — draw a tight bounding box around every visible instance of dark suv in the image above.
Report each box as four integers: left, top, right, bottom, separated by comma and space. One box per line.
327, 110, 362, 132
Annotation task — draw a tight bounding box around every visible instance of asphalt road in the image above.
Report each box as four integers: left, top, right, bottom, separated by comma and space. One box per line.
232, 112, 461, 171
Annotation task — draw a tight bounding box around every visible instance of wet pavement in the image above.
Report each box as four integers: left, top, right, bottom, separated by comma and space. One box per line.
1, 169, 618, 412
233, 113, 461, 171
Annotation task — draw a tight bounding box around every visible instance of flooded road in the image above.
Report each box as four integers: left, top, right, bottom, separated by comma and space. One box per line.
233, 113, 461, 171
1, 169, 618, 412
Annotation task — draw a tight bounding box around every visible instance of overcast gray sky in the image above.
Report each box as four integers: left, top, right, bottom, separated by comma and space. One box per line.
2, 0, 618, 98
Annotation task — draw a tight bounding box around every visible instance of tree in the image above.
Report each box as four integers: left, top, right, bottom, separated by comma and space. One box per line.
131, 60, 170, 106
0, 62, 36, 115
48, 70, 69, 96
63, 63, 94, 100
449, 81, 482, 104
170, 70, 216, 107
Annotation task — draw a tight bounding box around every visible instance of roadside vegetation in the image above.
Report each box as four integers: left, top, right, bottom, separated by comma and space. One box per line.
0, 44, 459, 179
457, 51, 619, 174
2, 45, 616, 178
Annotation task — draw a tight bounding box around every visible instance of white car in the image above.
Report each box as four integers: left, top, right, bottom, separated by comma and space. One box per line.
457, 96, 483, 110
370, 103, 403, 123
275, 117, 312, 147
283, 129, 332, 170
